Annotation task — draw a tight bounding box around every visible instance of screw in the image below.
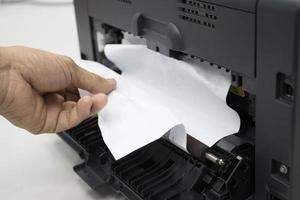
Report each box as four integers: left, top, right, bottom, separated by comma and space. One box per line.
279, 164, 288, 174
217, 159, 225, 166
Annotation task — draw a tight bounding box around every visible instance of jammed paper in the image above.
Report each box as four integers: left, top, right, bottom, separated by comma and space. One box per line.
77, 44, 240, 160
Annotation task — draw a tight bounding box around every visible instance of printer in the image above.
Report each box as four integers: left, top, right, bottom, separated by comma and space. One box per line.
58, 0, 300, 199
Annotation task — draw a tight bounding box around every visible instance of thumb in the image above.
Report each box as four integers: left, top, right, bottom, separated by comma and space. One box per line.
70, 63, 117, 94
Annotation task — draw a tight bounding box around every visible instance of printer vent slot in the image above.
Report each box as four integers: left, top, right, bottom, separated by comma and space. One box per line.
179, 15, 215, 29
178, 0, 217, 29
180, 7, 217, 20
181, 0, 216, 11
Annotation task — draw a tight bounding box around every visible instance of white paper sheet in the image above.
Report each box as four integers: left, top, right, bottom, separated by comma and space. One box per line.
104, 45, 240, 145
77, 44, 240, 160
76, 59, 185, 159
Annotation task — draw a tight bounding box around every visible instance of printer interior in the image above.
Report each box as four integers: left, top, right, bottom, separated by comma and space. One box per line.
59, 0, 300, 199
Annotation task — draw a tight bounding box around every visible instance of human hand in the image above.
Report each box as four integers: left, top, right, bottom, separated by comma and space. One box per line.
0, 46, 116, 134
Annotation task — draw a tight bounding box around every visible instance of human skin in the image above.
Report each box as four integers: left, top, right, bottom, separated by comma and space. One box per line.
0, 46, 116, 134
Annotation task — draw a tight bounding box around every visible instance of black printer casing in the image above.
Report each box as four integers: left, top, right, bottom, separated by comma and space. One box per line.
59, 0, 300, 199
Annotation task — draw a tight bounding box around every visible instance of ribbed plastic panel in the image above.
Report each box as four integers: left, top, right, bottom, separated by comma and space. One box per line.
59, 117, 254, 200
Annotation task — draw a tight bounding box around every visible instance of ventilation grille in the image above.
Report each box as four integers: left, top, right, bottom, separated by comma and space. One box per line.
179, 0, 218, 29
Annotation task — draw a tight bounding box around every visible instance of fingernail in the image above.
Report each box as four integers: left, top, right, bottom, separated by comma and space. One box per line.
107, 78, 117, 86
90, 94, 108, 114
94, 93, 108, 102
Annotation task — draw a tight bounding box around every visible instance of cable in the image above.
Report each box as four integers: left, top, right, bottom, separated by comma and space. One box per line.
0, 0, 72, 6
